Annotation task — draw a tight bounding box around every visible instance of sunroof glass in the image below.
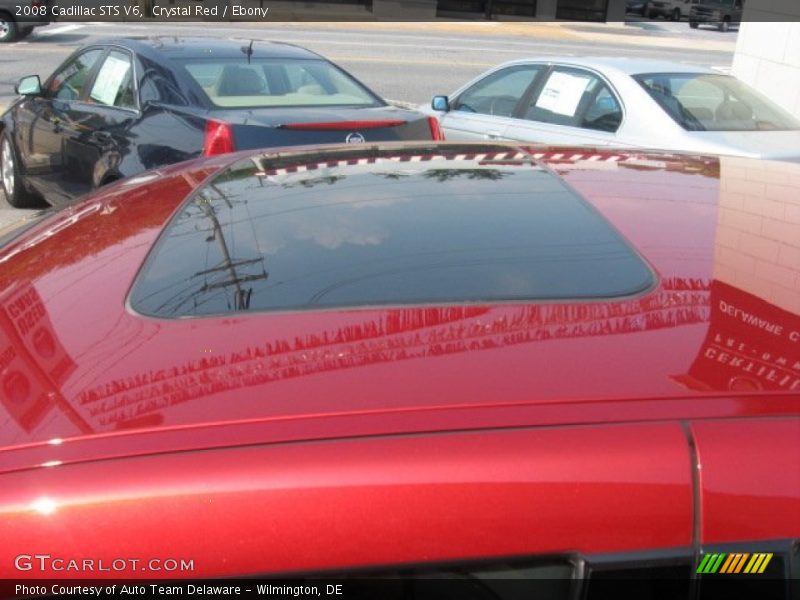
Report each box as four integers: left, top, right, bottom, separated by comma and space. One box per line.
129, 148, 655, 318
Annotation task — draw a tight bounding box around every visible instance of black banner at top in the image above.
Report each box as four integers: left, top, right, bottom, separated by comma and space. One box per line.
8, 0, 800, 23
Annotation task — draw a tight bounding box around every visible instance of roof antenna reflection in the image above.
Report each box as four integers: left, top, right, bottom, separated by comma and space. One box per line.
241, 40, 254, 64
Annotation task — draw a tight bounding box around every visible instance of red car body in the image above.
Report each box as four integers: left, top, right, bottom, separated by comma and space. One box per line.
0, 143, 797, 586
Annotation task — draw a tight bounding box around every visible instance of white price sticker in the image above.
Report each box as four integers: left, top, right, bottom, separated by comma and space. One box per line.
90, 55, 131, 106
535, 71, 592, 117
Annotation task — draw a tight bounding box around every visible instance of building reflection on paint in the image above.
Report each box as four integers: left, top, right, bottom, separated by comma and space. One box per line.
5, 276, 712, 434
676, 156, 800, 393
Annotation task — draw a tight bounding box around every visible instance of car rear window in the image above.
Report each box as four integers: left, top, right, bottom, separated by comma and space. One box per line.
178, 58, 380, 108
129, 146, 655, 318
635, 72, 800, 132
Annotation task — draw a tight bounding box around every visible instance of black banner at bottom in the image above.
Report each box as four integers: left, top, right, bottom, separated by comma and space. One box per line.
2, 577, 794, 600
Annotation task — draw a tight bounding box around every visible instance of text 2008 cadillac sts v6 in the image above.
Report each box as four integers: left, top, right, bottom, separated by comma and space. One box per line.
0, 143, 797, 597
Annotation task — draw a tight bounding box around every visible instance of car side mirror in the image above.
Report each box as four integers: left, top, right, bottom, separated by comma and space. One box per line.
431, 96, 450, 112
15, 75, 42, 96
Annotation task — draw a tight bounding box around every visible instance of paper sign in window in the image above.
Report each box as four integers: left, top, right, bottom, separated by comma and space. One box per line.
90, 55, 131, 106
535, 71, 592, 117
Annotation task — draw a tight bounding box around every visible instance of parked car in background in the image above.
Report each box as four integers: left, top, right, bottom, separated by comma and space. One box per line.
625, 0, 646, 14
689, 0, 743, 31
0, 0, 50, 43
642, 0, 696, 20
426, 58, 800, 160
625, 0, 646, 15
0, 142, 798, 590
0, 37, 440, 208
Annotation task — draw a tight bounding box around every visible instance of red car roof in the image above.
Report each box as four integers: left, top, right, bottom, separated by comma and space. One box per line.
0, 143, 798, 473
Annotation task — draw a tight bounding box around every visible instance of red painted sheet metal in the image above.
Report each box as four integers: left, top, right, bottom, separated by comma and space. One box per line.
0, 423, 692, 578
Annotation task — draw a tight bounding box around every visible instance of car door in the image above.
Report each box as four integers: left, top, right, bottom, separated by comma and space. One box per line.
508, 66, 626, 148
691, 418, 799, 599
0, 420, 695, 580
63, 48, 140, 195
691, 418, 800, 547
23, 48, 105, 203
439, 64, 543, 141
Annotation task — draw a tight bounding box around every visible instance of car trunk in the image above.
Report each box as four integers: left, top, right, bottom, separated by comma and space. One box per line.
690, 130, 800, 160
209, 106, 436, 150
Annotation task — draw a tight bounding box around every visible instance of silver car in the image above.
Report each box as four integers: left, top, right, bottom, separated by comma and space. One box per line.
427, 58, 800, 160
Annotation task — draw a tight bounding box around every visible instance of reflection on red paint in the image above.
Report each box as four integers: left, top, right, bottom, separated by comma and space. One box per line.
675, 281, 800, 393
73, 279, 711, 429
0, 284, 72, 432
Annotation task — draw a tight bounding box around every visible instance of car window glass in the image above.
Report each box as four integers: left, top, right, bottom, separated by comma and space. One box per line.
635, 73, 800, 131
48, 49, 104, 102
130, 146, 655, 318
180, 58, 379, 108
582, 85, 623, 132
525, 67, 621, 132
138, 56, 188, 107
454, 65, 541, 117
674, 76, 724, 124
88, 50, 136, 110
285, 63, 322, 91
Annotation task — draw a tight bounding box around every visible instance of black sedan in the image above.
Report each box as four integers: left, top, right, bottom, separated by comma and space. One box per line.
0, 37, 441, 207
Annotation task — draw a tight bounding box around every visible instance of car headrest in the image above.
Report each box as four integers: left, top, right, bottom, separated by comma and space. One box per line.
715, 100, 753, 123
217, 65, 266, 97
297, 84, 324, 95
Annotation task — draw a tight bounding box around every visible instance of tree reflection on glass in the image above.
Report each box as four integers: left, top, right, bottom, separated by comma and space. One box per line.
422, 169, 511, 182
281, 175, 346, 189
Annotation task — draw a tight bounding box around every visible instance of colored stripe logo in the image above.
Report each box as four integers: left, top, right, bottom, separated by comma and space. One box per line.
697, 553, 773, 574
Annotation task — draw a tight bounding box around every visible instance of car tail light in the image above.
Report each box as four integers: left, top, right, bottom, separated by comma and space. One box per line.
203, 120, 235, 156
278, 120, 407, 130
428, 116, 444, 141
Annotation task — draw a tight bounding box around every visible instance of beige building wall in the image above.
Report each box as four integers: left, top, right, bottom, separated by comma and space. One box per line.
732, 19, 800, 119
714, 156, 800, 315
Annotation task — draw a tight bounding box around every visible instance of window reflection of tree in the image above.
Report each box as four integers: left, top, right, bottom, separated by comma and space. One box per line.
371, 173, 411, 180
422, 169, 511, 182
280, 175, 346, 189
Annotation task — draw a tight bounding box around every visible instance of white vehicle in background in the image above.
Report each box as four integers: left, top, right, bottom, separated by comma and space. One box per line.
425, 58, 800, 160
